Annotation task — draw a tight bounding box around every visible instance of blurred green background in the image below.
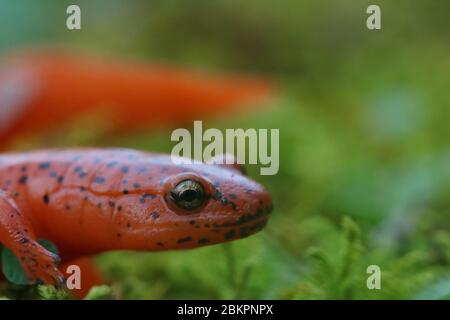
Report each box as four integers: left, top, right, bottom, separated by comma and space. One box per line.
0, 0, 449, 299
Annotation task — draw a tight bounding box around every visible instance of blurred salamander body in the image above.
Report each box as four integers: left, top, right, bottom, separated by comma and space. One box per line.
0, 51, 274, 149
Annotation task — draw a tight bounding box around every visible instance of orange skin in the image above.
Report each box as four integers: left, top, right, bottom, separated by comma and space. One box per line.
0, 52, 273, 149
0, 148, 272, 294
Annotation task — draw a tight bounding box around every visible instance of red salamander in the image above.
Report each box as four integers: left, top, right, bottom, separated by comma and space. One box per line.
0, 148, 272, 292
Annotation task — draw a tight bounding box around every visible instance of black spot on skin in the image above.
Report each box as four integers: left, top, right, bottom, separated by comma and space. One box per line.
204, 224, 210, 228
107, 161, 118, 168
121, 166, 129, 174
117, 205, 123, 212
140, 193, 156, 204
123, 189, 129, 194
93, 176, 105, 184
19, 237, 29, 244
198, 238, 210, 244
97, 202, 103, 208
18, 175, 28, 184
133, 183, 141, 189
137, 166, 147, 173
39, 162, 51, 169
235, 211, 265, 226
150, 211, 160, 219
156, 242, 164, 247
74, 166, 82, 173
108, 201, 115, 208
13, 192, 19, 197
127, 154, 138, 160
79, 171, 88, 178
212, 190, 222, 200
57, 176, 64, 183
43, 194, 50, 204
65, 204, 71, 210
224, 229, 236, 240
126, 223, 131, 228
189, 220, 196, 225
80, 186, 86, 192
117, 233, 121, 238
177, 236, 192, 244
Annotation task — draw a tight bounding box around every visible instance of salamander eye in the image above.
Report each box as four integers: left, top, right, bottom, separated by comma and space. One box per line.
170, 179, 206, 211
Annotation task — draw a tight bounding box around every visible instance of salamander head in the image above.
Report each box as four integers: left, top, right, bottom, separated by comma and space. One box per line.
120, 153, 273, 250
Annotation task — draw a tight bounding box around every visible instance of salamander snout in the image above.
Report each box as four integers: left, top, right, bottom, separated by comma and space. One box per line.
226, 176, 273, 222
158, 161, 273, 248
201, 174, 273, 243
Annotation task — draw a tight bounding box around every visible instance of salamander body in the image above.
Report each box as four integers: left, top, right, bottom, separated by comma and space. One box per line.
0, 148, 272, 288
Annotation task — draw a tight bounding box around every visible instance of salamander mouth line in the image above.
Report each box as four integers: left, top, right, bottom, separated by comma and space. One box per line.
209, 208, 271, 230
220, 217, 269, 241
150, 216, 268, 248
175, 213, 269, 241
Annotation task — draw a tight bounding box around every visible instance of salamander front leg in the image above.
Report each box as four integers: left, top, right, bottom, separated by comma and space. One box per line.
0, 190, 64, 286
